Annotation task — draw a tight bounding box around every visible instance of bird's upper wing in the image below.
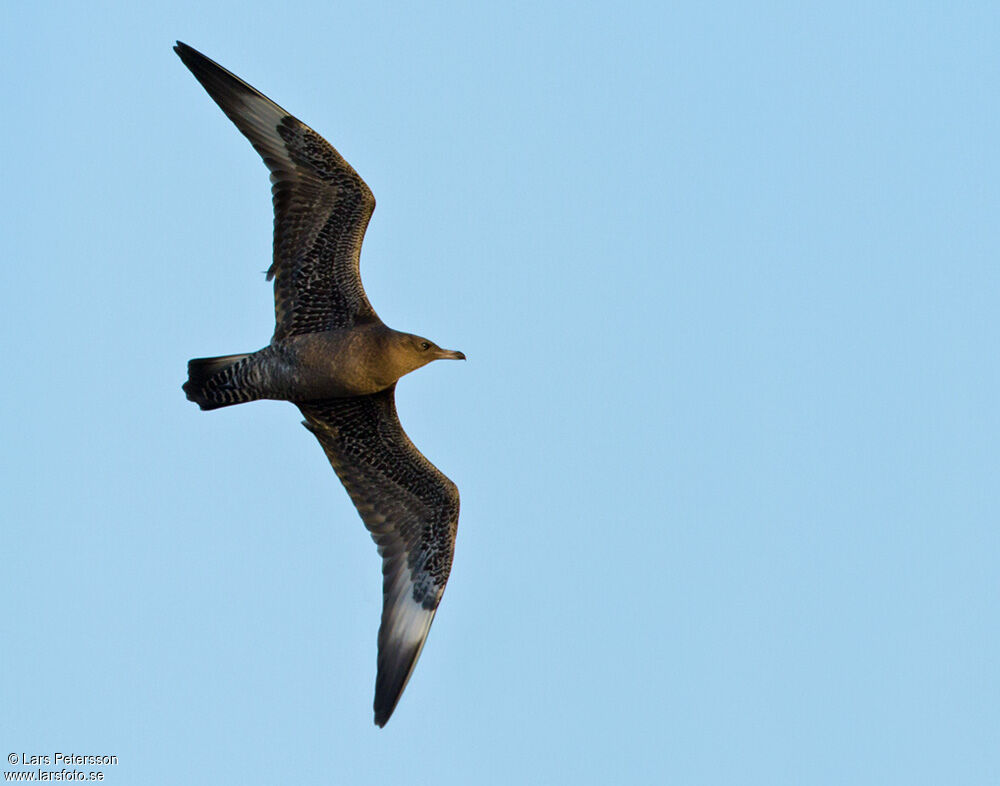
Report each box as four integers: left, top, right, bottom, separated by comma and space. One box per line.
298, 386, 460, 727
174, 42, 378, 340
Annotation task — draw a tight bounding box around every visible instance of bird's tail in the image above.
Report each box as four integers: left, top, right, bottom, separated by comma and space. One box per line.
183, 353, 259, 410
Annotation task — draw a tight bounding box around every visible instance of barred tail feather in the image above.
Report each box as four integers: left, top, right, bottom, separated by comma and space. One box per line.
183, 353, 257, 410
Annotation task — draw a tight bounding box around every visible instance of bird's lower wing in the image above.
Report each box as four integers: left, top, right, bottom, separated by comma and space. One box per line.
299, 386, 459, 726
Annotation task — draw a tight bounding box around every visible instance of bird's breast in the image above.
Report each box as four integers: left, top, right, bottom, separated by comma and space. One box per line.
281, 329, 397, 400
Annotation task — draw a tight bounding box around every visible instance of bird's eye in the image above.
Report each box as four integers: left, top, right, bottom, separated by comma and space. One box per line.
420, 341, 430, 351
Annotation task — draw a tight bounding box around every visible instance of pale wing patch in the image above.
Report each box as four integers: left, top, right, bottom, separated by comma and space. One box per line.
374, 584, 437, 722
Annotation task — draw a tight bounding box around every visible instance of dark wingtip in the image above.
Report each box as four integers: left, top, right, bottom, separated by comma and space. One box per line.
173, 41, 209, 72
371, 661, 409, 728
373, 695, 396, 728
173, 41, 226, 82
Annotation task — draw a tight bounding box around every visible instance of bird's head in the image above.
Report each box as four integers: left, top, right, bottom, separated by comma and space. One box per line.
389, 331, 465, 377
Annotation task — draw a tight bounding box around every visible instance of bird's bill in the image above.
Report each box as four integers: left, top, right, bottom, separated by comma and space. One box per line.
437, 348, 466, 360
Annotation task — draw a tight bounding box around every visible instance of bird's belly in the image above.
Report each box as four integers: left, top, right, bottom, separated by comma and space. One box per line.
291, 373, 388, 400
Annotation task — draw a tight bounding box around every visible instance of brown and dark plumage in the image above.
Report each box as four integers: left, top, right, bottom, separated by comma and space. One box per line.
174, 42, 464, 727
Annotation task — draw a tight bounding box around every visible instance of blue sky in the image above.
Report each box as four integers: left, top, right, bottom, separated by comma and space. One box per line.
1, 1, 997, 783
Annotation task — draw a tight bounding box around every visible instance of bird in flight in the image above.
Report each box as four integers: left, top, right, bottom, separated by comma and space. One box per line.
174, 41, 464, 727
